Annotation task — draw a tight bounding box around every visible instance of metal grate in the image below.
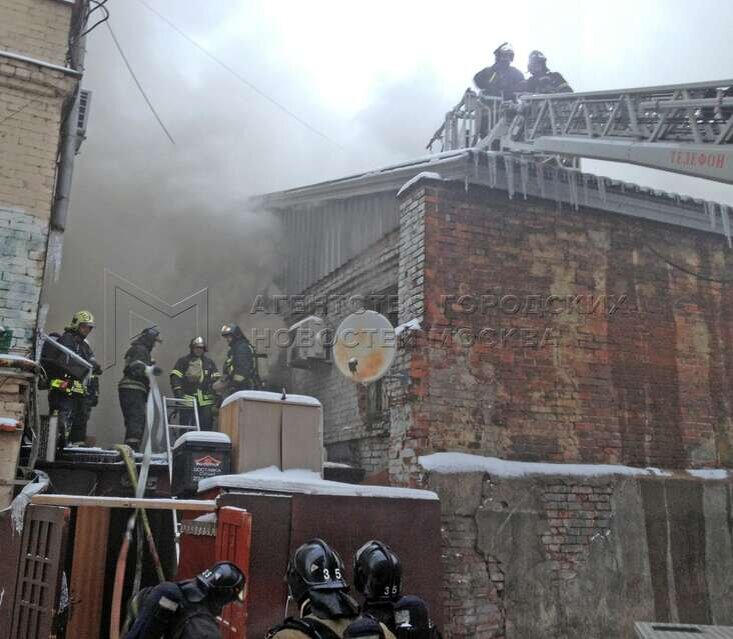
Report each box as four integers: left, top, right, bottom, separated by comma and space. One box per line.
10, 505, 69, 639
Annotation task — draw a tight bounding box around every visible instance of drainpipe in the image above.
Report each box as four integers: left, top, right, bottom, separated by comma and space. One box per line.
36, 0, 89, 350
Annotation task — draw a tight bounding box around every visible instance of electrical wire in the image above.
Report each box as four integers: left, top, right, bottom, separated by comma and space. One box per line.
105, 21, 176, 145
80, 0, 110, 38
642, 240, 733, 284
136, 0, 345, 151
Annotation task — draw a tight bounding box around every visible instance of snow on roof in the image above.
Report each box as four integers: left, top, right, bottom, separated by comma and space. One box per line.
173, 431, 231, 449
420, 452, 653, 478
394, 318, 421, 336
687, 469, 729, 480
221, 390, 322, 409
199, 466, 438, 501
397, 172, 443, 198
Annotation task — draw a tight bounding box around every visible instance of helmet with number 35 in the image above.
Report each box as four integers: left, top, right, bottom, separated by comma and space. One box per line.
353, 540, 402, 602
286, 538, 348, 605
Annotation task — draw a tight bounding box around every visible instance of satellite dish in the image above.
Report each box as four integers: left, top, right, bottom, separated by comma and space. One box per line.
333, 311, 396, 383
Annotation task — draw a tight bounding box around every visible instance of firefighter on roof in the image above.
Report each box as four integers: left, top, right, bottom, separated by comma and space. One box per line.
473, 42, 525, 99
123, 561, 246, 639
42, 310, 102, 449
519, 50, 572, 94
170, 336, 219, 430
218, 324, 261, 395
118, 327, 162, 451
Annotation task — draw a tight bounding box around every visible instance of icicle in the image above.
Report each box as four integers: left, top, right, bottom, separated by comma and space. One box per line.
504, 155, 515, 199
464, 175, 469, 192
597, 176, 607, 204
566, 169, 579, 210
706, 201, 717, 230
474, 151, 480, 180
488, 154, 497, 188
520, 160, 529, 200
537, 162, 546, 199
552, 166, 562, 210
722, 204, 732, 248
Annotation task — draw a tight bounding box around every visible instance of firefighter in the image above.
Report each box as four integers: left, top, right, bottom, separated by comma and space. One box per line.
43, 310, 102, 449
267, 539, 396, 639
353, 540, 402, 630
353, 541, 441, 639
519, 50, 572, 94
473, 42, 525, 99
118, 327, 162, 451
218, 324, 260, 395
122, 561, 246, 639
170, 337, 219, 430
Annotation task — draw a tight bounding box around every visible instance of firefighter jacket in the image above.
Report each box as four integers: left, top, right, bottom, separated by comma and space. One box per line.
119, 339, 154, 393
267, 614, 396, 639
519, 71, 572, 94
45, 329, 98, 396
170, 354, 219, 407
223, 337, 257, 391
473, 64, 525, 98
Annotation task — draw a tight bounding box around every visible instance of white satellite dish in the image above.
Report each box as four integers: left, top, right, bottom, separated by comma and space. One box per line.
333, 311, 396, 383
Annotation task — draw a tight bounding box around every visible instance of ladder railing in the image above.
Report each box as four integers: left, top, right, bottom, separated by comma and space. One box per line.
428, 79, 733, 183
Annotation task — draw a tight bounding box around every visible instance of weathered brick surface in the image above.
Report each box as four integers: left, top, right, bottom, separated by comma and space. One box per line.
282, 231, 400, 475
0, 0, 74, 66
0, 207, 48, 351
391, 180, 733, 478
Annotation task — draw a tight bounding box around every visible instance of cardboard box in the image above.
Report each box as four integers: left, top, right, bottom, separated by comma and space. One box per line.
218, 391, 323, 474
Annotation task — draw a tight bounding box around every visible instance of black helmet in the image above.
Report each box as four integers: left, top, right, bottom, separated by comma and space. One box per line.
393, 595, 433, 639
181, 561, 246, 609
190, 336, 206, 351
135, 326, 162, 346
286, 538, 348, 605
221, 324, 243, 339
493, 42, 514, 62
353, 540, 402, 602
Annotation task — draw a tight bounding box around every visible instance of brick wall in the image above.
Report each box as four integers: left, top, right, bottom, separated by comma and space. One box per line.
282, 230, 400, 477
0, 0, 74, 66
391, 178, 733, 479
0, 208, 48, 350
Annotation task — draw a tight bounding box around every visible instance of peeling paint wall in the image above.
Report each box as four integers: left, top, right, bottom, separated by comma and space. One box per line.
429, 472, 733, 639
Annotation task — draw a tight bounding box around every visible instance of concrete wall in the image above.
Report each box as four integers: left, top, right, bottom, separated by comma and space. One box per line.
390, 179, 733, 482
428, 470, 733, 639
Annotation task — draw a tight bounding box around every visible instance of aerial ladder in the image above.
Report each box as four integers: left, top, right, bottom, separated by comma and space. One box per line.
428, 79, 733, 184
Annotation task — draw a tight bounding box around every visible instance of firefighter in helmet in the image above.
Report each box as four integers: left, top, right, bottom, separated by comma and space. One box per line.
217, 324, 260, 397
118, 327, 162, 451
123, 561, 246, 639
354, 541, 441, 639
42, 310, 102, 450
473, 42, 525, 98
170, 336, 219, 430
267, 539, 396, 639
518, 50, 572, 94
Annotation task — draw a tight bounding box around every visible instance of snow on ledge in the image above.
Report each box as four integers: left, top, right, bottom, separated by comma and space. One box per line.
221, 390, 322, 409
420, 453, 656, 478
199, 466, 438, 501
397, 171, 442, 198
395, 318, 421, 336
687, 469, 729, 480
0, 416, 20, 431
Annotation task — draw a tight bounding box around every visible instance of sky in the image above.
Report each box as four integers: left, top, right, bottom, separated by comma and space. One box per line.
47, 0, 733, 444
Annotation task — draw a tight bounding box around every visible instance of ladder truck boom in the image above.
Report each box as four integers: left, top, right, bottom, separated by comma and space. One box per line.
430, 80, 733, 184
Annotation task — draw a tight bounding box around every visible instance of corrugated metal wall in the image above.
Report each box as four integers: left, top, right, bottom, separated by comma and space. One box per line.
276, 190, 399, 294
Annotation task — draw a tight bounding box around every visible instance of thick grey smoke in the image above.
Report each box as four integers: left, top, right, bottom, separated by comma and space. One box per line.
45, 1, 733, 445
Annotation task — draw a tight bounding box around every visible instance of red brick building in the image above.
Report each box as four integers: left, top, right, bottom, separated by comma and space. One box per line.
260, 151, 733, 637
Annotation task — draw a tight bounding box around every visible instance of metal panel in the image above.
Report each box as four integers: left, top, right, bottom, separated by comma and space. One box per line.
289, 493, 443, 630
0, 510, 24, 636
635, 622, 733, 638
10, 504, 70, 639
216, 507, 252, 639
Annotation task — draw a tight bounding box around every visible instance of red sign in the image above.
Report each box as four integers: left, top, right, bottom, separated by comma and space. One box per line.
670, 150, 726, 170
